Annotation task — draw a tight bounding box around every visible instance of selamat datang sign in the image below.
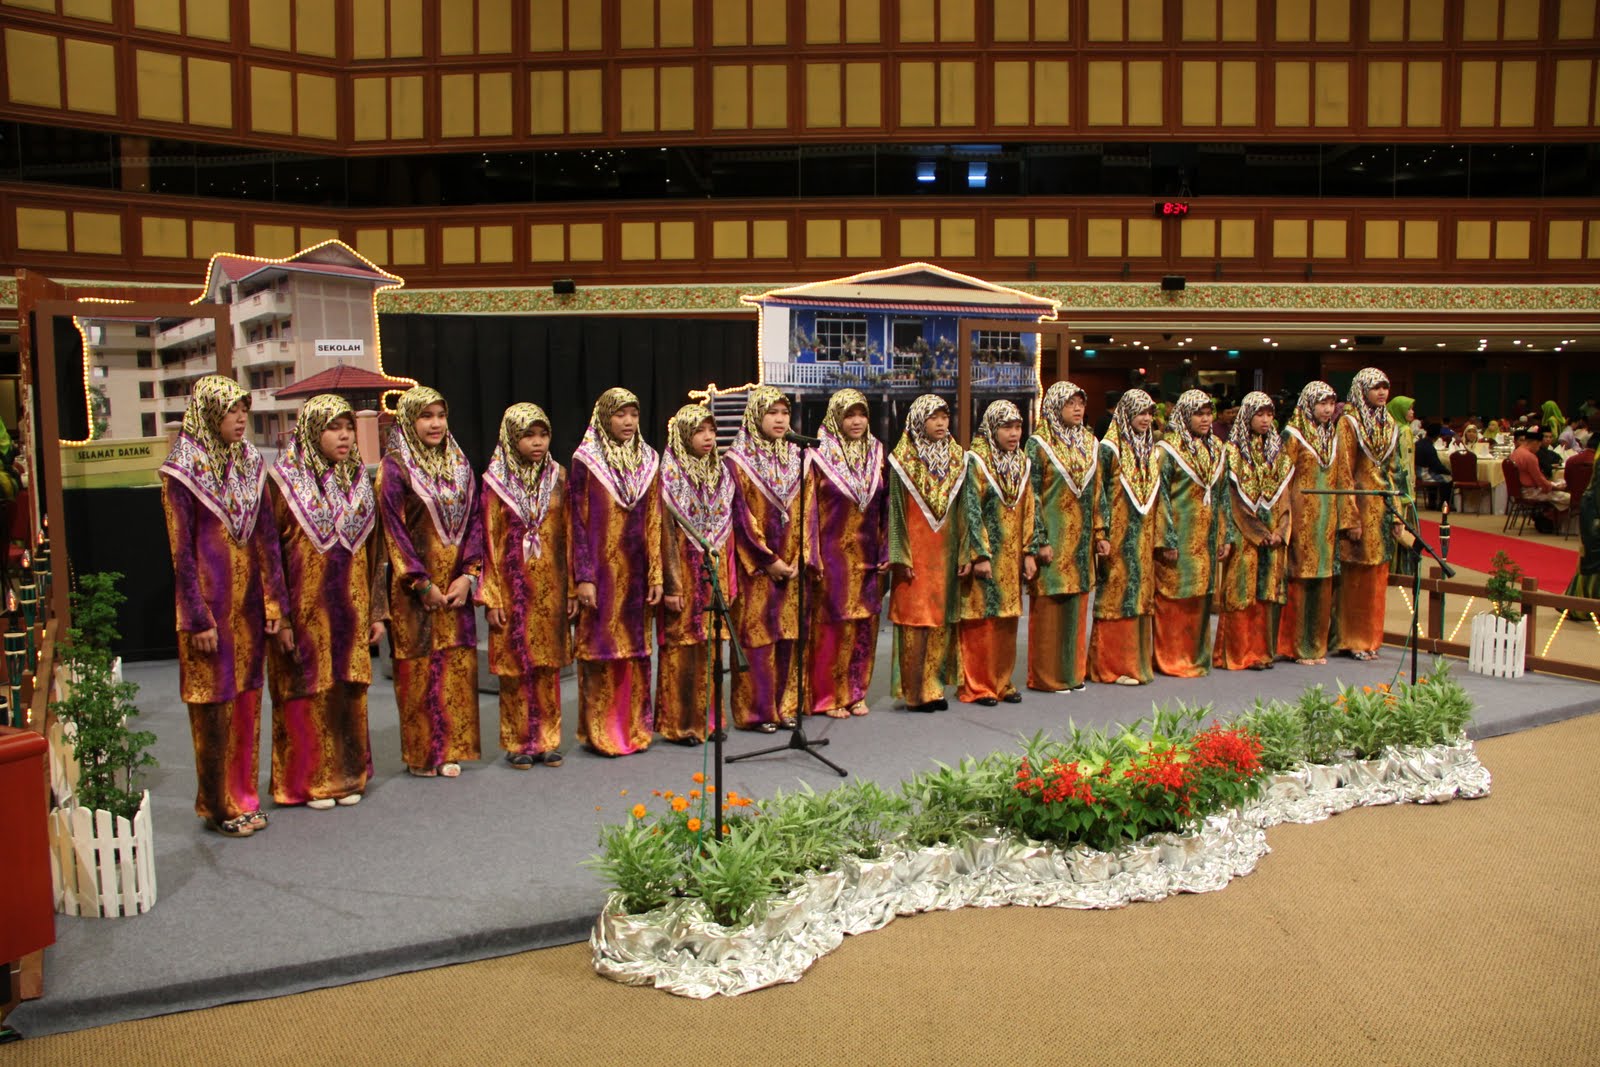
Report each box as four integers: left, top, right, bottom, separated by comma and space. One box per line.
315, 339, 366, 358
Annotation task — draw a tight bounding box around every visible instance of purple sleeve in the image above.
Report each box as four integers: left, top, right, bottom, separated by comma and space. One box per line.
457, 480, 485, 578
379, 455, 428, 583
250, 490, 289, 619
569, 458, 596, 586
161, 476, 214, 633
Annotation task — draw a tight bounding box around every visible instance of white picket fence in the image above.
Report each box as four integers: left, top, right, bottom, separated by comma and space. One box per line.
1468, 613, 1526, 678
47, 719, 79, 808
48, 790, 158, 917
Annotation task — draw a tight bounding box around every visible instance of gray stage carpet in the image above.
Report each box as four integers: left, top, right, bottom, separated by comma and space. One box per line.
13, 624, 1598, 1037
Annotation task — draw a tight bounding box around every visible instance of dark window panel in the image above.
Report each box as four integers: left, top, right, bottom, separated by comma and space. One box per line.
709, 147, 799, 198
1395, 144, 1468, 198
1545, 144, 1600, 197
1469, 144, 1542, 197
1322, 144, 1393, 197
800, 145, 876, 196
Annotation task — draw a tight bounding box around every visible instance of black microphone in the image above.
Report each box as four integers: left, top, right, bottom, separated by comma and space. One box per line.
783, 429, 821, 447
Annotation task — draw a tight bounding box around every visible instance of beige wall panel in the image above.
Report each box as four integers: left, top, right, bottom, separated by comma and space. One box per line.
1558, 0, 1597, 37
479, 71, 513, 136
619, 67, 656, 131
806, 0, 840, 42
1275, 61, 1310, 126
659, 220, 694, 259
1588, 220, 1600, 258
530, 70, 566, 134
1455, 220, 1490, 259
72, 210, 121, 254
806, 62, 841, 126
254, 223, 296, 258
64, 39, 116, 115
659, 0, 694, 45
479, 0, 513, 52
940, 61, 975, 125
1494, 220, 1530, 259
1087, 0, 1121, 40
355, 228, 389, 266
1315, 0, 1349, 40
299, 226, 338, 247
1552, 60, 1594, 125
1087, 61, 1123, 126
1368, 0, 1404, 40
1312, 219, 1346, 258
391, 227, 426, 265
1085, 218, 1122, 257
390, 0, 424, 56
1548, 220, 1584, 259
1503, 0, 1540, 37
712, 65, 748, 129
845, 0, 879, 39
1182, 61, 1218, 125
1313, 61, 1347, 126
440, 73, 476, 137
806, 218, 841, 257
569, 221, 604, 260
6, 29, 60, 109
619, 0, 654, 47
712, 219, 748, 259
899, 218, 935, 257
351, 0, 386, 58
297, 72, 337, 139
1220, 60, 1255, 124
134, 0, 182, 33
1035, 60, 1070, 125
620, 221, 656, 260
941, 218, 975, 257
1365, 220, 1399, 258
1127, 218, 1162, 257
249, 0, 292, 50
4, 0, 54, 11
752, 218, 787, 257
994, 0, 1031, 41
1403, 220, 1437, 258
1498, 61, 1536, 126
135, 49, 183, 122
941, 0, 975, 40
570, 0, 602, 48
187, 57, 233, 128
994, 218, 1031, 257
1461, 0, 1497, 40
1409, 0, 1443, 38
901, 0, 935, 42
567, 69, 603, 133
1367, 62, 1402, 126
1276, 0, 1310, 40
1272, 218, 1307, 258
16, 207, 68, 252
846, 219, 881, 258
529, 0, 564, 51
713, 0, 748, 45
994, 61, 1031, 125
440, 2, 475, 53
184, 0, 229, 38
391, 76, 424, 138
900, 62, 936, 126
659, 66, 695, 130
441, 226, 477, 264
1220, 218, 1254, 257
297, 0, 336, 56
1036, 0, 1070, 38
753, 0, 786, 43
141, 215, 187, 257
1180, 218, 1216, 258
250, 66, 295, 134
1183, 0, 1218, 40
1407, 61, 1442, 126
529, 222, 565, 261
1221, 0, 1255, 39
844, 62, 880, 126
1459, 61, 1497, 126
1129, 0, 1163, 39
191, 220, 234, 258
480, 225, 513, 263
751, 64, 787, 128
1035, 218, 1069, 256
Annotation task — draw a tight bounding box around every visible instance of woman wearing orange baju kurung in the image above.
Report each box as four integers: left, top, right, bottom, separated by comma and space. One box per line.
379, 386, 484, 778
1090, 389, 1161, 686
480, 403, 572, 768
161, 375, 288, 837
265, 394, 386, 809
888, 394, 967, 711
1277, 381, 1354, 664
570, 388, 663, 756
1214, 392, 1294, 671
1336, 367, 1400, 660
1153, 389, 1233, 678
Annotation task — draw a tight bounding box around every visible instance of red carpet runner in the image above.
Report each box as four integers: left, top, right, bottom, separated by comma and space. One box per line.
1418, 520, 1578, 592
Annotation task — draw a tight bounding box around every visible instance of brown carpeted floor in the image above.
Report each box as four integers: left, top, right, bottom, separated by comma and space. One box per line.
11, 715, 1600, 1067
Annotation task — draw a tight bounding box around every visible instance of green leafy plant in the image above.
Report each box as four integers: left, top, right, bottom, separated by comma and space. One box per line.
582, 819, 681, 915
690, 825, 785, 927
1484, 550, 1525, 622
1296, 684, 1345, 765
1235, 699, 1303, 774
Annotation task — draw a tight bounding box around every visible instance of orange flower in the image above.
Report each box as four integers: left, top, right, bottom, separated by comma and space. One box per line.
686, 818, 702, 832
652, 790, 662, 797
1419, 676, 1429, 684
705, 785, 716, 794
594, 806, 602, 812
631, 803, 647, 819
722, 824, 730, 834
1362, 686, 1373, 694
692, 772, 705, 784
619, 789, 629, 796
689, 789, 701, 799
671, 796, 689, 813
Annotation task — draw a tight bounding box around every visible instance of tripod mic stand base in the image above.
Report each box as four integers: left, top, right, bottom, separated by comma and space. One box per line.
727, 723, 848, 777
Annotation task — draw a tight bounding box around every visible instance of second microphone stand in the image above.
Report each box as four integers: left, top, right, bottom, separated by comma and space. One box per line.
1382, 491, 1455, 685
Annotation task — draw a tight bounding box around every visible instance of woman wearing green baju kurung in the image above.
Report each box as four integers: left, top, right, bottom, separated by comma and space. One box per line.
1277, 381, 1354, 664
1089, 389, 1161, 686
1386, 394, 1421, 578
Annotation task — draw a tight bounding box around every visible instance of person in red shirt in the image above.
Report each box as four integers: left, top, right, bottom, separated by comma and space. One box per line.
1510, 429, 1570, 518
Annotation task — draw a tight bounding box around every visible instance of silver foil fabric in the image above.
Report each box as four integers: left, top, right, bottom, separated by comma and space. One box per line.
592, 739, 1491, 999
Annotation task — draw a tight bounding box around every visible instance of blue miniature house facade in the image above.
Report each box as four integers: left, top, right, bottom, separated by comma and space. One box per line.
741, 263, 1058, 397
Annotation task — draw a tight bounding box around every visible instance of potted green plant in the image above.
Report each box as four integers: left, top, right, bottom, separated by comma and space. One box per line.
1471, 550, 1527, 677
47, 571, 159, 917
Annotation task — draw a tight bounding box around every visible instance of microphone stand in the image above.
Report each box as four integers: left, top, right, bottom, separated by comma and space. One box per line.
727, 439, 848, 777
692, 539, 744, 842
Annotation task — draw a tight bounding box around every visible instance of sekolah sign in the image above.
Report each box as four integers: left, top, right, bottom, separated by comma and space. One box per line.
314, 339, 366, 358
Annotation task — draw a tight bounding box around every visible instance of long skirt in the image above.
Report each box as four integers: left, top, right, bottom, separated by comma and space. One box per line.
1214, 602, 1281, 671
731, 639, 797, 729
656, 643, 709, 741
394, 647, 481, 770
892, 624, 956, 706
499, 667, 562, 756
958, 617, 1019, 702
1027, 593, 1089, 691
577, 657, 653, 755
188, 689, 263, 821
1088, 615, 1154, 684
1278, 578, 1336, 661
1154, 594, 1213, 677
1337, 562, 1389, 654
807, 611, 878, 713
269, 682, 372, 804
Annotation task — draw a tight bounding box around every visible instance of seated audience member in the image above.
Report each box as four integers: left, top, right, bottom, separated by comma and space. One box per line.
1558, 417, 1589, 452
1416, 428, 1453, 484
1537, 430, 1563, 478
1510, 430, 1570, 527
1454, 424, 1487, 455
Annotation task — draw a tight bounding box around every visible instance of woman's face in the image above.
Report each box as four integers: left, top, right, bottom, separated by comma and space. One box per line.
1250, 408, 1275, 436
1312, 398, 1336, 425
689, 419, 717, 457
415, 402, 448, 446
923, 410, 950, 440
994, 420, 1023, 452
1131, 410, 1154, 433
1187, 405, 1215, 438
759, 402, 790, 441
219, 400, 248, 443
839, 404, 869, 441
1366, 383, 1390, 407
1061, 396, 1086, 426
607, 403, 639, 442
318, 414, 355, 463
516, 424, 550, 464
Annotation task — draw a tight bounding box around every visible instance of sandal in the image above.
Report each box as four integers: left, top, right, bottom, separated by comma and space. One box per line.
1002, 692, 1023, 704
847, 701, 870, 716
779, 716, 798, 730
1114, 675, 1143, 686
336, 794, 362, 806
506, 753, 537, 770
206, 815, 255, 838
306, 798, 337, 810
757, 722, 779, 734
407, 765, 439, 778
439, 762, 462, 778
824, 707, 851, 719
245, 810, 269, 830
542, 750, 564, 767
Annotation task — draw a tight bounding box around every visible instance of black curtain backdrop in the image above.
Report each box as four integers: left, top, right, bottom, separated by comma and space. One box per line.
378, 315, 758, 469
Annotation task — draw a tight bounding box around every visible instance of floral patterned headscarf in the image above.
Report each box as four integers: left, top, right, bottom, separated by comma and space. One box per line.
1226, 391, 1294, 512
1161, 388, 1223, 486
1103, 388, 1160, 512
388, 385, 476, 545
661, 403, 735, 548
969, 399, 1029, 506
1286, 380, 1338, 468
1345, 367, 1397, 462
889, 394, 964, 522
270, 393, 375, 552
1033, 380, 1097, 492
725, 386, 802, 509
483, 403, 561, 558
814, 388, 883, 512
572, 387, 659, 510
160, 374, 265, 542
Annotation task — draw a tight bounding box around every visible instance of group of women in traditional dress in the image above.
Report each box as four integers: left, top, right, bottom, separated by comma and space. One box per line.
162, 368, 1410, 838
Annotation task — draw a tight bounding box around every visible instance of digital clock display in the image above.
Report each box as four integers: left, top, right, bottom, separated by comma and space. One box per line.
1157, 201, 1190, 216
